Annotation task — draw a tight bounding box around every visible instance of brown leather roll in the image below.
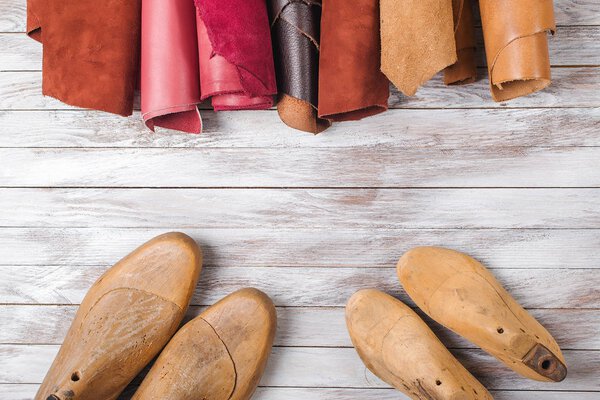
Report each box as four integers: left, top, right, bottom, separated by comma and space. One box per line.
270, 0, 331, 134
480, 0, 556, 102
380, 0, 456, 96
26, 0, 141, 116
444, 0, 477, 85
318, 0, 389, 122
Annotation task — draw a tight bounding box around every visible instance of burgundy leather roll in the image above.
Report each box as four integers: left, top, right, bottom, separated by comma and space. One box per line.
195, 0, 277, 111
270, 0, 331, 134
26, 0, 141, 116
318, 0, 389, 122
141, 0, 202, 133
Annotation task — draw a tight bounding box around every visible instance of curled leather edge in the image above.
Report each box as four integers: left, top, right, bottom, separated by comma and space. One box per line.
480, 0, 556, 102
444, 0, 477, 85
270, 0, 331, 134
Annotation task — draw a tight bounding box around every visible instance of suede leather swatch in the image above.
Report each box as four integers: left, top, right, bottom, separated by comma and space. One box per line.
141, 0, 202, 134
270, 0, 331, 134
444, 0, 477, 85
480, 0, 556, 102
381, 0, 456, 96
195, 0, 277, 111
318, 0, 389, 121
26, 0, 141, 116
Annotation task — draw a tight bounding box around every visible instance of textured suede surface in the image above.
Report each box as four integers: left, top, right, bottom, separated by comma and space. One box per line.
318, 0, 389, 122
444, 0, 477, 85
381, 0, 456, 96
26, 0, 141, 116
270, 0, 330, 134
141, 0, 202, 134
480, 0, 556, 102
195, 0, 277, 110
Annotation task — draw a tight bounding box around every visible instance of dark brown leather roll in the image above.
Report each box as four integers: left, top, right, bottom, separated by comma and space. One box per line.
270, 0, 331, 134
480, 0, 556, 101
318, 0, 389, 122
444, 0, 477, 85
26, 0, 141, 116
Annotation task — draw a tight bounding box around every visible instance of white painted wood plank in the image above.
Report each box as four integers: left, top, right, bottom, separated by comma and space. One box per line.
1, 68, 598, 111
3, 27, 598, 71
1, 227, 598, 269
1, 108, 600, 148
0, 265, 596, 308
2, 147, 600, 188
2, 305, 597, 350
0, 188, 599, 229
1, 345, 597, 391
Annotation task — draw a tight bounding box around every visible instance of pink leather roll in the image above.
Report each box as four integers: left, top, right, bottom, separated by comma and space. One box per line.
195, 0, 277, 111
141, 0, 202, 133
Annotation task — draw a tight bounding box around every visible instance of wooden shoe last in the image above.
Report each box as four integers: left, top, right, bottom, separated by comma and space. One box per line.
346, 289, 492, 400
398, 247, 567, 382
132, 288, 277, 400
36, 232, 202, 400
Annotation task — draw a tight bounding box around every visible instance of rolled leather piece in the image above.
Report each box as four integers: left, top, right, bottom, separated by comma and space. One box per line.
141, 0, 202, 133
270, 0, 331, 134
195, 0, 277, 111
380, 0, 456, 96
480, 0, 556, 102
444, 0, 477, 85
318, 0, 389, 122
26, 0, 141, 116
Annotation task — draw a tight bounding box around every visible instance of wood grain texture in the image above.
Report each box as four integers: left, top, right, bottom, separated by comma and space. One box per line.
1, 68, 599, 111
1, 188, 599, 229
1, 265, 597, 308
1, 108, 600, 149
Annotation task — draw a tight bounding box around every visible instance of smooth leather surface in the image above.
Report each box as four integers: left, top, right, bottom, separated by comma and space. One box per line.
195, 0, 277, 111
444, 0, 477, 85
318, 0, 389, 122
26, 0, 141, 116
480, 0, 556, 101
141, 0, 202, 134
381, 0, 456, 96
270, 0, 330, 133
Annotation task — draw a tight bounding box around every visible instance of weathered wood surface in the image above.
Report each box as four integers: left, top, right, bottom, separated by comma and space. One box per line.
1, 0, 598, 398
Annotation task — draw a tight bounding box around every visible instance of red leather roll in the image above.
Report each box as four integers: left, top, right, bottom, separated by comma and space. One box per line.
141, 0, 202, 133
195, 0, 277, 111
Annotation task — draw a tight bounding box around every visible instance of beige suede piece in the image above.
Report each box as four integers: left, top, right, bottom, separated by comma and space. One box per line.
480, 0, 556, 102
380, 0, 457, 96
444, 0, 477, 85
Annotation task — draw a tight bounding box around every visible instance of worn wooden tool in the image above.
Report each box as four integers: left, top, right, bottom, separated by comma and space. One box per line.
36, 232, 202, 400
346, 289, 492, 400
398, 247, 567, 382
132, 288, 277, 400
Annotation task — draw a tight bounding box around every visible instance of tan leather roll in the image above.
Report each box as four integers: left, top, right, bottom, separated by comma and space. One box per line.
444, 0, 477, 85
480, 0, 556, 101
380, 0, 456, 96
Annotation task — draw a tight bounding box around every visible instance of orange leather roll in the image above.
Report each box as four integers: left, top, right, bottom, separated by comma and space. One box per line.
380, 0, 456, 96
480, 0, 556, 101
26, 0, 141, 116
318, 0, 389, 122
444, 0, 477, 85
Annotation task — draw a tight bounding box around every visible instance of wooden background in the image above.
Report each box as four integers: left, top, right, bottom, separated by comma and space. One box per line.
1, 0, 599, 398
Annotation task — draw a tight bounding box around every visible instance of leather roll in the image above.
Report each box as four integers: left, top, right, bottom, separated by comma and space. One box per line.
480, 0, 556, 102
270, 0, 331, 134
444, 0, 477, 85
195, 0, 277, 111
380, 0, 456, 96
141, 0, 202, 134
318, 0, 389, 122
26, 0, 141, 116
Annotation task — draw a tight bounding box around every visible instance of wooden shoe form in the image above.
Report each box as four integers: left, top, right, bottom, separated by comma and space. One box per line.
36, 232, 202, 400
346, 289, 492, 400
132, 288, 277, 400
398, 247, 567, 382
